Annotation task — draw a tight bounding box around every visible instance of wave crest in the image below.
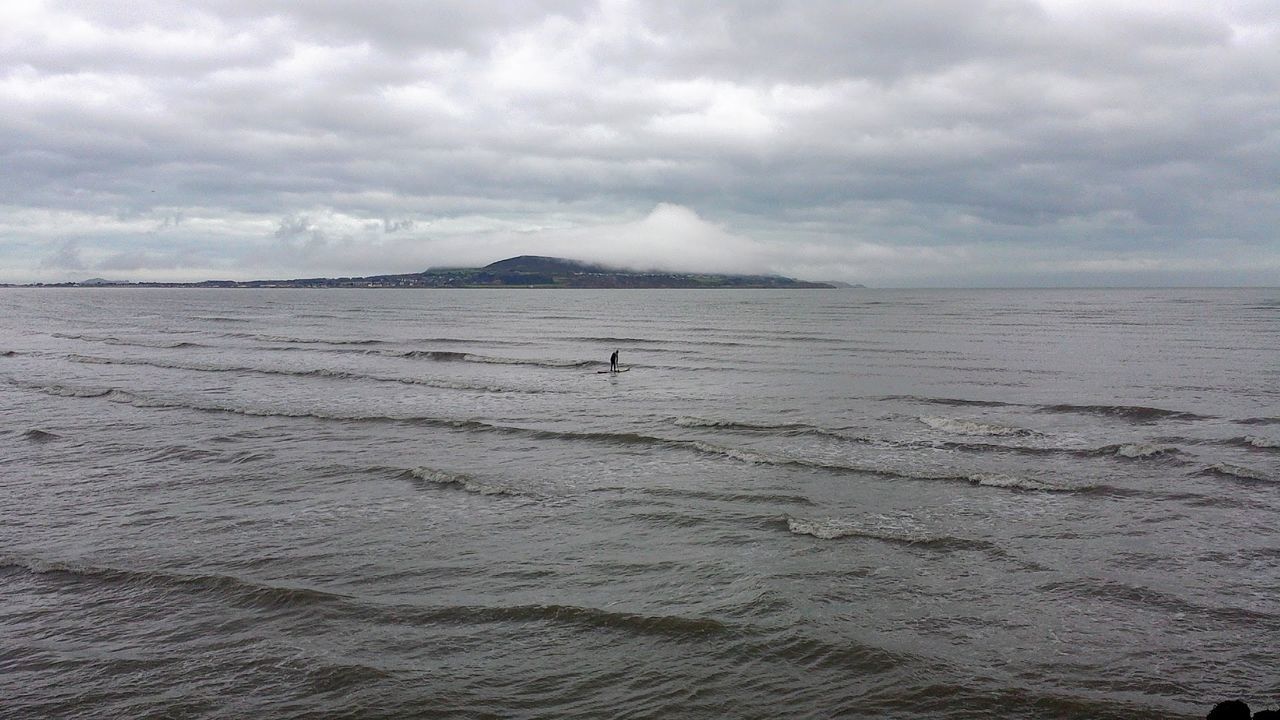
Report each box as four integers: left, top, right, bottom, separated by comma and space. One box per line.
1201, 463, 1272, 482
672, 416, 862, 441
965, 473, 1063, 491
21, 428, 60, 442
407, 467, 521, 496
920, 416, 1036, 437
1092, 443, 1182, 460
1039, 403, 1209, 422
781, 516, 995, 551
64, 353, 544, 394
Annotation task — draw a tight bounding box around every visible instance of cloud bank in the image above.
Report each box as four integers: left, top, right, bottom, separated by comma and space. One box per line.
2, 0, 1278, 285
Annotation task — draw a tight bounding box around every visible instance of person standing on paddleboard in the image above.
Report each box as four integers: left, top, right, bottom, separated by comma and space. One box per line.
610, 349, 619, 373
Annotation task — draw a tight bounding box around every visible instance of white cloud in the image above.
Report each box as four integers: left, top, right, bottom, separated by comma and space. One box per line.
0, 0, 1278, 285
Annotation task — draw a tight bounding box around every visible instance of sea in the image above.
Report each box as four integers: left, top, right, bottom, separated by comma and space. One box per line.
1, 287, 1276, 719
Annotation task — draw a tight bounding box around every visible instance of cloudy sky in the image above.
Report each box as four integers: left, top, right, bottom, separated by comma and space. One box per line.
3, 0, 1278, 285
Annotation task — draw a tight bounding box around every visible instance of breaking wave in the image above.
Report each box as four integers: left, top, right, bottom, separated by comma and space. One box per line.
405, 467, 522, 497
686, 439, 1074, 491
64, 354, 546, 394
919, 416, 1037, 437
1200, 463, 1273, 482
1088, 443, 1183, 460
965, 473, 1062, 491
779, 516, 997, 551
1235, 435, 1279, 450
6, 379, 1082, 493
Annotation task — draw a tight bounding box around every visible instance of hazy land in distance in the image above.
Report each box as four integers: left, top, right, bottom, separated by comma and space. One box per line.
6, 256, 856, 289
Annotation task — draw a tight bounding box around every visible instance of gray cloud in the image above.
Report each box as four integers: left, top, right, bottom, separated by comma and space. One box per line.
1, 0, 1277, 285
39, 238, 86, 271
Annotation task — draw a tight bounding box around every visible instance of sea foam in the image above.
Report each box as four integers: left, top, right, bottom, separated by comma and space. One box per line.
920, 416, 1035, 437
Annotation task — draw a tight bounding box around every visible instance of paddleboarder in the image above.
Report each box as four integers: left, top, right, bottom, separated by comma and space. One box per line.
610, 349, 619, 373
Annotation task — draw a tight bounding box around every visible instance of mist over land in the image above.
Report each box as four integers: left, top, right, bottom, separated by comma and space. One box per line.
17, 255, 843, 289
3, 2, 1279, 286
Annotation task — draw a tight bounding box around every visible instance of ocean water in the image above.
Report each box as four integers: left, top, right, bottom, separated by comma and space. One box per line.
1, 287, 1276, 719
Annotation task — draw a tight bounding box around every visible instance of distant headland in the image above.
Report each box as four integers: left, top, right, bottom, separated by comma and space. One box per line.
13, 256, 856, 289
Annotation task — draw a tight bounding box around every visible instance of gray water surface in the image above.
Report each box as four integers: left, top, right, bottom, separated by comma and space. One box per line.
2, 288, 1277, 718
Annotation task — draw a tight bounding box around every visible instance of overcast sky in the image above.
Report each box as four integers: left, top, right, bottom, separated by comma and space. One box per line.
3, 0, 1278, 285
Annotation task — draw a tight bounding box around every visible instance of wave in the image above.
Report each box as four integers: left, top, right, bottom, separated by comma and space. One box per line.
0, 555, 349, 612
21, 428, 60, 442
1231, 435, 1280, 450
6, 378, 676, 445
919, 416, 1037, 437
687, 439, 1075, 491
141, 445, 243, 464
394, 349, 598, 369
676, 416, 1186, 465
1040, 577, 1280, 627
31, 383, 118, 399
230, 333, 393, 346
887, 395, 1213, 423
1, 350, 16, 357
1038, 403, 1210, 422
1086, 443, 1184, 460
1239, 417, 1280, 426
882, 395, 1014, 408
193, 316, 250, 323
411, 602, 731, 639
672, 416, 865, 442
64, 354, 546, 394
404, 467, 522, 497
634, 487, 816, 506
0, 552, 751, 644
965, 473, 1063, 491
5, 379, 1080, 493
779, 516, 997, 551
564, 335, 677, 345
0, 552, 739, 643
927, 439, 1186, 464
1200, 463, 1273, 482
52, 333, 205, 350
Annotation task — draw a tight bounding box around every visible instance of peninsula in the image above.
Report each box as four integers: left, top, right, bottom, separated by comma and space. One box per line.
25, 256, 844, 289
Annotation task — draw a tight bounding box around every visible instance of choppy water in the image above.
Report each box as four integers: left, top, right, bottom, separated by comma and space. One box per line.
1, 287, 1277, 719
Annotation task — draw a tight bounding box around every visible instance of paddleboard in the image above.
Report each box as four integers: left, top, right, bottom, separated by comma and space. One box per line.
596, 367, 630, 374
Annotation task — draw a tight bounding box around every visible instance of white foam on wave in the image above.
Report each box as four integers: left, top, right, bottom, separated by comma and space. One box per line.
1246, 436, 1279, 449
786, 517, 866, 540
1111, 443, 1178, 459
966, 473, 1062, 491
409, 467, 520, 496
1205, 463, 1272, 482
920, 416, 1031, 437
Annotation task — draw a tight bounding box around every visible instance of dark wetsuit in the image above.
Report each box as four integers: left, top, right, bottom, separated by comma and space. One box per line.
610, 350, 619, 372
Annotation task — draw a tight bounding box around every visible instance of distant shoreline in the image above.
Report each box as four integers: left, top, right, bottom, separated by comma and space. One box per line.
6, 255, 854, 290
